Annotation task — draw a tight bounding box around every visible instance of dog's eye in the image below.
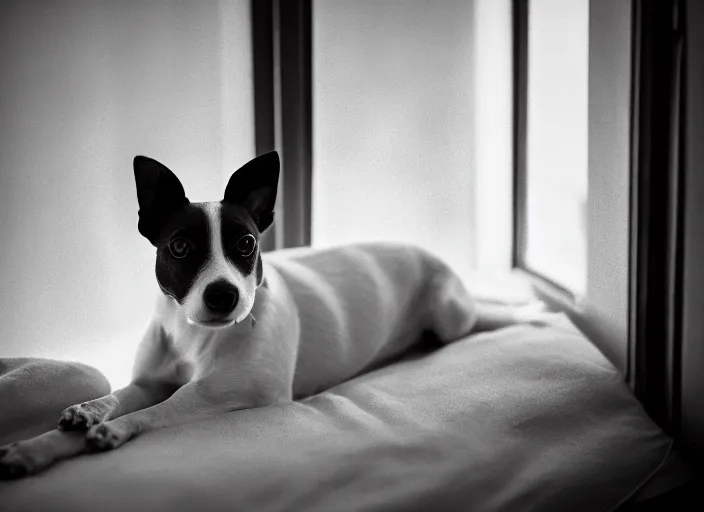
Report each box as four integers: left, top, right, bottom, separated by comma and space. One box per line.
235, 234, 256, 257
168, 237, 191, 259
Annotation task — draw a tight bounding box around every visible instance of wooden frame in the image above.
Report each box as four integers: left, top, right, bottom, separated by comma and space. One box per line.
251, 0, 313, 250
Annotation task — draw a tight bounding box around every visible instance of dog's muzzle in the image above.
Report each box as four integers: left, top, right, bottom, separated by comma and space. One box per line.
203, 280, 239, 316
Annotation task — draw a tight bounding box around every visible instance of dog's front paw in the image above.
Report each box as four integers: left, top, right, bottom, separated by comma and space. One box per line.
58, 402, 107, 431
86, 422, 130, 451
0, 441, 48, 479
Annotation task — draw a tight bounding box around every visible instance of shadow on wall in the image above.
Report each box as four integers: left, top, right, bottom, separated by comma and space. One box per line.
0, 0, 254, 388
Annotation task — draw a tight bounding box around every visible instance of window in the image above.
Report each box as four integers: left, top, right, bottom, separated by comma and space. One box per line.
521, 0, 589, 298
513, 0, 631, 372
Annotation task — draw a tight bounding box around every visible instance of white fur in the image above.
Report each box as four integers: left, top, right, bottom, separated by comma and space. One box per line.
148, 243, 480, 399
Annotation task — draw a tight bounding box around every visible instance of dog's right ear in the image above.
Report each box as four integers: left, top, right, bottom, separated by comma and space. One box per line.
223, 151, 280, 233
133, 156, 189, 245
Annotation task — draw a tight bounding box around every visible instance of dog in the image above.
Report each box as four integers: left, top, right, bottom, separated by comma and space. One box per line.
0, 151, 547, 478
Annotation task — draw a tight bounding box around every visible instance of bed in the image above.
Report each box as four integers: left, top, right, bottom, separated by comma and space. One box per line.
0, 313, 690, 511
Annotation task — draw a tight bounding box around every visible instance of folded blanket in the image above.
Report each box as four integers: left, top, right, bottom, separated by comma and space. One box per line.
0, 315, 677, 511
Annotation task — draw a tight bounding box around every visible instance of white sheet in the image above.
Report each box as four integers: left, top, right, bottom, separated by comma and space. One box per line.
0, 314, 675, 511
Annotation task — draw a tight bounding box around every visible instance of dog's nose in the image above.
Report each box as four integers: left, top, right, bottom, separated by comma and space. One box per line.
203, 281, 239, 315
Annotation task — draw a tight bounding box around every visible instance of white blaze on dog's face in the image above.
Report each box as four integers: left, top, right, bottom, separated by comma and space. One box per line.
176, 201, 261, 327
133, 152, 279, 328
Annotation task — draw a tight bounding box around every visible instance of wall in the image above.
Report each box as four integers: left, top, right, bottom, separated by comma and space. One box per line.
0, 0, 254, 388
584, 0, 631, 371
472, 0, 514, 275
311, 0, 480, 284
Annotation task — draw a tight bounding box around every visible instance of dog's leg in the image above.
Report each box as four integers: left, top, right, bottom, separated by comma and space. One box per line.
57, 381, 176, 431
0, 325, 180, 478
0, 382, 177, 479
0, 430, 87, 479
425, 264, 479, 342
425, 260, 555, 342
86, 380, 288, 451
59, 322, 179, 431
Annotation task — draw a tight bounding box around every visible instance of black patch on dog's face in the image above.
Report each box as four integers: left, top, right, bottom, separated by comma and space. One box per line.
220, 203, 259, 277
154, 205, 211, 304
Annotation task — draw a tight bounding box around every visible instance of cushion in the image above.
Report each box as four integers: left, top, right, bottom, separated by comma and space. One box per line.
0, 314, 676, 511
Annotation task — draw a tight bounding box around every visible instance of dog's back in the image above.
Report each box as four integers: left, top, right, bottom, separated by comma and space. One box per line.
264, 242, 477, 398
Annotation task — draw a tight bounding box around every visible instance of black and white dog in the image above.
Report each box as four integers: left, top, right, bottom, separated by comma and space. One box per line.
0, 151, 542, 477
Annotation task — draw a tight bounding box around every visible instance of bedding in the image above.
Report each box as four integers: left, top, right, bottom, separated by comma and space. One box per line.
0, 359, 110, 447
0, 314, 684, 511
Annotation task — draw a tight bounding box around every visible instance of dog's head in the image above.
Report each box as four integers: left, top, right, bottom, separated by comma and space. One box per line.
133, 151, 279, 328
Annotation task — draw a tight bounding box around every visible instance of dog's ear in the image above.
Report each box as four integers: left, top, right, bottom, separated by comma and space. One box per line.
133, 156, 189, 244
223, 151, 280, 233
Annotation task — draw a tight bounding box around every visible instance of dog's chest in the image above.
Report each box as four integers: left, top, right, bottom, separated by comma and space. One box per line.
171, 324, 251, 378
153, 296, 256, 381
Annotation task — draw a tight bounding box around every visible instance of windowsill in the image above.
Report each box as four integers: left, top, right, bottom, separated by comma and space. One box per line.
464, 269, 538, 305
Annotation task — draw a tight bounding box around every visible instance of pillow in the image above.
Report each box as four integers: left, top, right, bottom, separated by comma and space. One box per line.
0, 315, 677, 512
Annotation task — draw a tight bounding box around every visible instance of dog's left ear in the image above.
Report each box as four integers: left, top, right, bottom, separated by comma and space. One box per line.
223, 151, 280, 233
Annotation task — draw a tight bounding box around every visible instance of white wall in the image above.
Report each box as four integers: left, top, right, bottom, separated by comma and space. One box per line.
312, 0, 477, 283
584, 0, 631, 371
312, 0, 514, 288
472, 0, 514, 274
0, 0, 254, 388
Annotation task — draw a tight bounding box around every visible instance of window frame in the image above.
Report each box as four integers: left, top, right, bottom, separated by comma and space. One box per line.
512, 0, 686, 438
511, 0, 580, 304
680, 0, 704, 467
627, 0, 685, 437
